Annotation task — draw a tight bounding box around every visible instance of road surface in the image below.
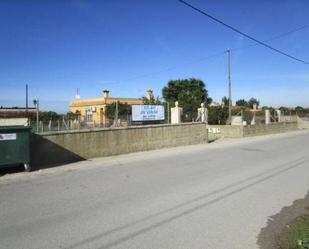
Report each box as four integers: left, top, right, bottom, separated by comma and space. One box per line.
1, 130, 309, 249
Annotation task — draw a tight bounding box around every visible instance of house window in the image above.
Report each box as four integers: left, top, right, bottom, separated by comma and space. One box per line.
86, 110, 93, 122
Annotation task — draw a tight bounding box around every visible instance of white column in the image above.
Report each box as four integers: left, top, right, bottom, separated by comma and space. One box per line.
171, 101, 183, 124
276, 109, 282, 122
265, 109, 270, 124
251, 114, 256, 125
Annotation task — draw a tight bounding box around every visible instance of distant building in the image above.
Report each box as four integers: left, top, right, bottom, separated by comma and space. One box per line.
69, 90, 153, 126
209, 101, 241, 111
231, 106, 242, 111
0, 107, 36, 117
209, 101, 220, 107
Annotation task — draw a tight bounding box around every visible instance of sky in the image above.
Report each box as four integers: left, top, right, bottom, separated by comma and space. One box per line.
0, 0, 309, 113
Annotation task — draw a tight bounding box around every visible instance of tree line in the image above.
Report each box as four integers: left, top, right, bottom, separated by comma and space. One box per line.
106, 78, 309, 124
3, 78, 308, 124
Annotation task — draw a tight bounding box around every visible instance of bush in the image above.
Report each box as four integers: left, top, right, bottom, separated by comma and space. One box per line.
208, 106, 228, 125
242, 110, 253, 125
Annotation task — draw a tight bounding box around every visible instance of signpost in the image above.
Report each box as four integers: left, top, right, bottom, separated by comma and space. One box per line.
132, 105, 165, 125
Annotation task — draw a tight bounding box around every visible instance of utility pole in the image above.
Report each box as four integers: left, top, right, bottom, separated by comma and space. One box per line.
33, 99, 39, 132
115, 101, 118, 127
26, 84, 28, 112
226, 49, 232, 125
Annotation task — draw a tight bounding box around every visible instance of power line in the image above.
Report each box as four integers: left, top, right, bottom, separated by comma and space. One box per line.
101, 51, 225, 88
257, 25, 309, 43
105, 23, 308, 87
232, 25, 309, 52
101, 24, 308, 88
178, 0, 309, 65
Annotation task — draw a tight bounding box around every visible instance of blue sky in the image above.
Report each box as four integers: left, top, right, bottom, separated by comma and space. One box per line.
0, 0, 309, 113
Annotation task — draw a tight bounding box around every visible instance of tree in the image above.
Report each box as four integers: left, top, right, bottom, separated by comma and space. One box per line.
248, 98, 260, 109
208, 106, 229, 125
66, 111, 79, 121
38, 111, 62, 122
279, 106, 290, 115
279, 106, 289, 112
142, 96, 162, 105
221, 96, 230, 107
162, 78, 212, 121
236, 99, 248, 107
295, 106, 304, 114
105, 101, 131, 120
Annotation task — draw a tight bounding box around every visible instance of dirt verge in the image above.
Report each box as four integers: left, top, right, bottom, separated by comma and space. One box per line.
258, 192, 309, 249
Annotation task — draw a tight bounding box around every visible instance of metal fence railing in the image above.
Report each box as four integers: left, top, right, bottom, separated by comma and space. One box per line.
2, 103, 301, 133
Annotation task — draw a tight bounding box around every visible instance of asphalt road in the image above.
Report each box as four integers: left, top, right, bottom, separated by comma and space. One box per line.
1, 130, 309, 249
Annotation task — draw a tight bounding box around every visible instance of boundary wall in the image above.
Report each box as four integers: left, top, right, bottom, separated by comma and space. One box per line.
297, 116, 309, 129
31, 123, 208, 168
208, 122, 298, 140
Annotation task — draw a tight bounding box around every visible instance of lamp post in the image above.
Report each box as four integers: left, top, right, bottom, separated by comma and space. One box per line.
33, 99, 39, 132
115, 101, 118, 127
226, 49, 232, 125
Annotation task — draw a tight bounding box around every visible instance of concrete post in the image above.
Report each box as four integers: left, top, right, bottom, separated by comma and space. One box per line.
251, 114, 256, 125
171, 101, 183, 124
265, 110, 270, 124
48, 120, 51, 131
102, 105, 106, 127
204, 108, 208, 124
276, 109, 282, 122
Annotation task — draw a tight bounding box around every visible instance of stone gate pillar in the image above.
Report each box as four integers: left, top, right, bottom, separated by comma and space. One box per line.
171, 101, 183, 124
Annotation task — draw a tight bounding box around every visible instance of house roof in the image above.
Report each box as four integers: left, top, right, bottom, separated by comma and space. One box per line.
70, 97, 143, 107
231, 106, 241, 110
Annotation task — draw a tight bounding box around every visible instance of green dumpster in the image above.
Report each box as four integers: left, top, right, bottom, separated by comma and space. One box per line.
0, 126, 32, 172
